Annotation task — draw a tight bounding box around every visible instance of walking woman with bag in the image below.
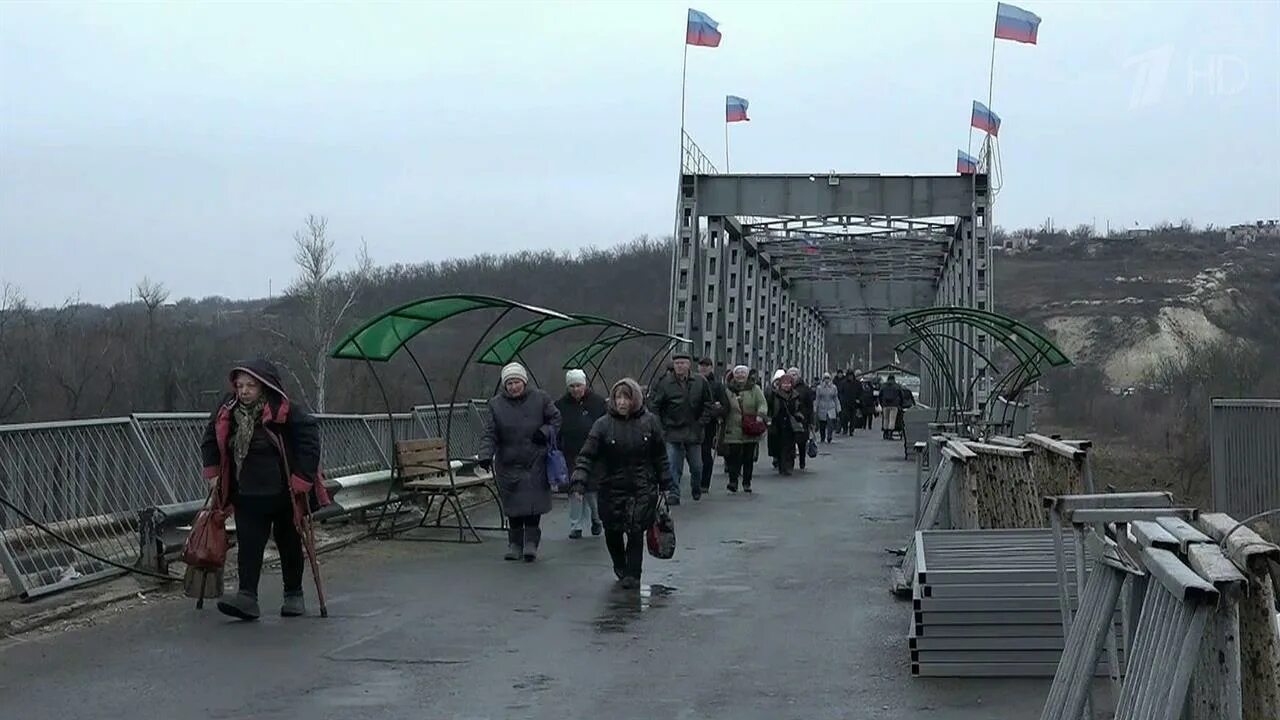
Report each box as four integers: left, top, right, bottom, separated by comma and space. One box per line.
200, 359, 329, 621
720, 365, 768, 493
570, 378, 672, 589
478, 362, 562, 562
768, 373, 804, 476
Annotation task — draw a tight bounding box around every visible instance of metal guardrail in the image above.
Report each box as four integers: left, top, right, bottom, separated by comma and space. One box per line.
0, 419, 180, 600
1210, 398, 1280, 525
1038, 497, 1277, 720
0, 404, 489, 601
412, 403, 487, 460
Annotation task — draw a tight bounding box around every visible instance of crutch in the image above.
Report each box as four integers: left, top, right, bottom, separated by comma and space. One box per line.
300, 502, 329, 618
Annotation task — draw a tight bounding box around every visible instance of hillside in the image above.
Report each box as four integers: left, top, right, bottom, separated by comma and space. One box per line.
994, 230, 1280, 387
3, 226, 1278, 427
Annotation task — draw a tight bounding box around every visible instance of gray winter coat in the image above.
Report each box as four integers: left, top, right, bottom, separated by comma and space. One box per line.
479, 387, 562, 517
814, 382, 842, 421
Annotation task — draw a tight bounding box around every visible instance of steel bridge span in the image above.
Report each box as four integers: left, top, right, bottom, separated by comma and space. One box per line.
667, 133, 992, 411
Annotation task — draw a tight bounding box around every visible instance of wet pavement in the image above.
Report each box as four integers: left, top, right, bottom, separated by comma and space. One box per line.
0, 432, 1047, 719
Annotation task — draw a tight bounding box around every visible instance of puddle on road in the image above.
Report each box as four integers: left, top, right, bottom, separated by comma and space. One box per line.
591, 583, 677, 634
860, 513, 910, 523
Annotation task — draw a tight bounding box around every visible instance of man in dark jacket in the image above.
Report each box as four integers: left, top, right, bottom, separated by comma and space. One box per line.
697, 357, 729, 496
200, 358, 327, 621
879, 374, 904, 439
648, 351, 713, 504
788, 367, 816, 469
555, 369, 607, 539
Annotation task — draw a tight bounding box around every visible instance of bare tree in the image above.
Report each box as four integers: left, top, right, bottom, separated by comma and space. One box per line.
276, 215, 372, 412
0, 284, 33, 420
136, 277, 170, 316
40, 300, 115, 417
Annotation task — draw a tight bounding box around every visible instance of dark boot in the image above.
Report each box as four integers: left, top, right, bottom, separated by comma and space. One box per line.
281, 591, 305, 617
505, 526, 523, 561
216, 590, 260, 621
523, 526, 542, 562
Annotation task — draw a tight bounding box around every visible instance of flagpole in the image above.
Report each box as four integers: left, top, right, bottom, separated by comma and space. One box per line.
982, 12, 997, 169
725, 118, 730, 172
680, 41, 689, 138
669, 37, 690, 336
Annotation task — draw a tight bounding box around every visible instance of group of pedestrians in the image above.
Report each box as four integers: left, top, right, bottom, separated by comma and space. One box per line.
474, 352, 856, 588
199, 355, 916, 620
476, 362, 668, 589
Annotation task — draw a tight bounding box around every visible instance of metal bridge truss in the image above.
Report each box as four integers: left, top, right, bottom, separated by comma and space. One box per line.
668, 133, 993, 404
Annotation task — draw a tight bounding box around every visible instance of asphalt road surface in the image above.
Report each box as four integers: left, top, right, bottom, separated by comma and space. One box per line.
0, 432, 1047, 719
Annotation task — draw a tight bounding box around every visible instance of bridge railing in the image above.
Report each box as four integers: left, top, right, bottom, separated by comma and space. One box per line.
1210, 398, 1280, 533
0, 404, 490, 602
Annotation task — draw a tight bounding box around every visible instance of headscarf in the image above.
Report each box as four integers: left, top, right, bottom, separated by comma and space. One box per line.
231, 396, 266, 475
609, 377, 645, 416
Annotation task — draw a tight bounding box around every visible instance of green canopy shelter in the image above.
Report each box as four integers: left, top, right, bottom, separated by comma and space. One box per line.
329, 294, 571, 542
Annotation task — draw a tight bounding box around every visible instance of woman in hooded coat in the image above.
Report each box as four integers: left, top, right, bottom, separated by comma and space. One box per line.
478, 362, 562, 562
720, 365, 768, 493
199, 358, 327, 621
570, 378, 671, 589
769, 373, 804, 475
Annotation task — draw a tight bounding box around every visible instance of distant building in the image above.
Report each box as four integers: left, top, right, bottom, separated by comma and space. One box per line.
1115, 228, 1153, 240
1226, 219, 1280, 245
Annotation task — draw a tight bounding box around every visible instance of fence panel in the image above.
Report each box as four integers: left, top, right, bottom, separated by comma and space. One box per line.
0, 418, 174, 599
363, 413, 424, 462
314, 415, 388, 477
413, 403, 487, 460
1210, 399, 1280, 523
131, 413, 209, 503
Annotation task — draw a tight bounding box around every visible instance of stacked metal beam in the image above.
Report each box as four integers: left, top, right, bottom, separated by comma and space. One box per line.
910, 528, 1123, 677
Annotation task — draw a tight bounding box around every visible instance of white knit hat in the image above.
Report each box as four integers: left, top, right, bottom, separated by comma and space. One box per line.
772, 369, 786, 382
565, 368, 587, 387
501, 362, 528, 384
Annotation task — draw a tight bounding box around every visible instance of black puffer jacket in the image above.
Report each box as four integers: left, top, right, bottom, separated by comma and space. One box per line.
555, 389, 608, 492
571, 380, 672, 533
554, 390, 608, 465
792, 380, 816, 430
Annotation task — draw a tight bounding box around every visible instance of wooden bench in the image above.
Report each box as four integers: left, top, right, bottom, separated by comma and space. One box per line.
383, 438, 503, 543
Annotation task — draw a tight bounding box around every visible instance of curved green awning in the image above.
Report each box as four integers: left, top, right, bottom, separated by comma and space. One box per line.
562, 330, 689, 370
895, 315, 1039, 370
330, 294, 571, 362
889, 307, 1071, 367
476, 314, 641, 366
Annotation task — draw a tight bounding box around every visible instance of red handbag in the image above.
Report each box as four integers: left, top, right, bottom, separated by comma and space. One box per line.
737, 390, 767, 437
646, 496, 677, 560
182, 499, 229, 570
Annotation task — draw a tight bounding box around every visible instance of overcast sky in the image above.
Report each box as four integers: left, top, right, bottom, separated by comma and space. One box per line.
2, 1, 1277, 307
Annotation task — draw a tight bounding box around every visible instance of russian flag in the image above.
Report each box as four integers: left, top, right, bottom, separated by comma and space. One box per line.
995, 2, 1041, 45
687, 8, 722, 47
803, 236, 820, 255
957, 150, 978, 175
971, 100, 1001, 137
726, 95, 749, 123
